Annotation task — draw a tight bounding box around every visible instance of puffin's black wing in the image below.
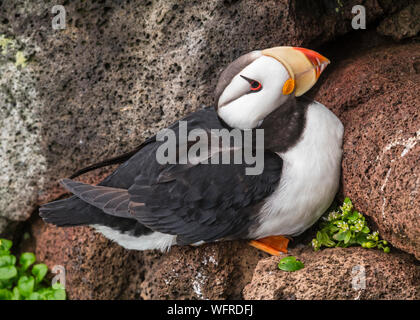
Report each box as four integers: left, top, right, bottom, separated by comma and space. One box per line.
129, 151, 282, 245
41, 107, 283, 243
126, 107, 283, 244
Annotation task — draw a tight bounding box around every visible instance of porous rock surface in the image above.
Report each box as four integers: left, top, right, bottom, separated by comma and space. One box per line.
27, 215, 419, 300
314, 40, 420, 259
26, 217, 266, 300
377, 1, 420, 40
243, 246, 419, 300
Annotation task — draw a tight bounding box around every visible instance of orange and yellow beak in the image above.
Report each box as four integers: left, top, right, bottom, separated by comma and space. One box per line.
261, 46, 330, 96
293, 47, 330, 80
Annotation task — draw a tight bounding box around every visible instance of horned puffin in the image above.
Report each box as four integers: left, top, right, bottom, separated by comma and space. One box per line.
40, 46, 344, 255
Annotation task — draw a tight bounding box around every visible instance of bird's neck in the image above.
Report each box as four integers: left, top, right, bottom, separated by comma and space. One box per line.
260, 97, 308, 153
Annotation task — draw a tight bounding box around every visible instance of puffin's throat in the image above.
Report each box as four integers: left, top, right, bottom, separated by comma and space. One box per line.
260, 97, 308, 153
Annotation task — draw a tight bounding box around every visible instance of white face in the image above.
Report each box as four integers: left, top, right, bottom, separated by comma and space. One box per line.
217, 54, 291, 129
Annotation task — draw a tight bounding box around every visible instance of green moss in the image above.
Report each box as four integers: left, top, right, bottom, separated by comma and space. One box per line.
14, 51, 27, 68
0, 35, 13, 55
0, 35, 28, 68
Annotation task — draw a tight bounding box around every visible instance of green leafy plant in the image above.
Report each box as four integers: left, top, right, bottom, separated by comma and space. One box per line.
0, 238, 66, 300
311, 198, 390, 253
278, 256, 304, 272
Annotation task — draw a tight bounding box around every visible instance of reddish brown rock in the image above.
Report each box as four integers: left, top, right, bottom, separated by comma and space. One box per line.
28, 217, 265, 300
243, 246, 419, 300
29, 214, 419, 300
29, 219, 135, 300
126, 241, 265, 300
314, 41, 420, 259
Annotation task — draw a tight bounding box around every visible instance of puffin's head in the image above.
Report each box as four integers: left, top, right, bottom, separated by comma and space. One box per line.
215, 46, 329, 129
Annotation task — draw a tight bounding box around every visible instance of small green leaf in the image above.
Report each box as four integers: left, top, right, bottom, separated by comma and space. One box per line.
333, 231, 348, 241
363, 241, 376, 249
0, 265, 17, 280
347, 212, 359, 222
355, 233, 368, 244
0, 239, 12, 251
278, 256, 297, 264
362, 226, 370, 234
316, 231, 323, 243
328, 225, 339, 233
52, 282, 65, 290
279, 261, 305, 272
19, 252, 36, 271
52, 288, 66, 300
0, 239, 12, 255
17, 275, 35, 297
11, 287, 20, 300
0, 278, 13, 290
344, 231, 352, 244
321, 232, 335, 247
278, 256, 304, 272
32, 263, 48, 284
27, 292, 42, 300
0, 288, 12, 300
0, 255, 16, 267
41, 288, 56, 300
36, 287, 51, 300
344, 197, 352, 205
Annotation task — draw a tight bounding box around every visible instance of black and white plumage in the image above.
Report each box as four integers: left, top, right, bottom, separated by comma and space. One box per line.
40, 47, 344, 252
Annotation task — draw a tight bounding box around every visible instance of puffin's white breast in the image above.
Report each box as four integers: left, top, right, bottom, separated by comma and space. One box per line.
251, 100, 344, 238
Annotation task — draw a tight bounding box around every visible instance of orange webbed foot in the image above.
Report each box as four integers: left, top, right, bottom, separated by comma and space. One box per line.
249, 235, 290, 256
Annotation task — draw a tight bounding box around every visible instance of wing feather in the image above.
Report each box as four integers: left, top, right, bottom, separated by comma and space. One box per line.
60, 179, 133, 218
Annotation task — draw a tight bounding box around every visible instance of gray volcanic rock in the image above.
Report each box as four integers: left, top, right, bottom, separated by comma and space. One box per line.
0, 35, 45, 228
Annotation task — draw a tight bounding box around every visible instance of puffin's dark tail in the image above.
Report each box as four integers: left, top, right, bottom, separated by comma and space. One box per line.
39, 194, 152, 236
39, 195, 103, 227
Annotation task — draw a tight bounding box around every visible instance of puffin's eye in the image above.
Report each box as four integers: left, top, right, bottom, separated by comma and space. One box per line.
250, 80, 262, 92
240, 75, 262, 92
